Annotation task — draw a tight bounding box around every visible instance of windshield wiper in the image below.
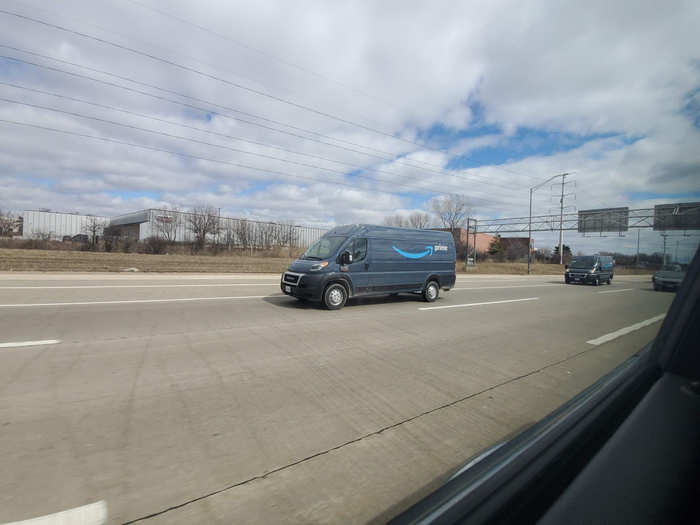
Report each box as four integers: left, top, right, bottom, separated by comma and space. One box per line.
303, 256, 322, 260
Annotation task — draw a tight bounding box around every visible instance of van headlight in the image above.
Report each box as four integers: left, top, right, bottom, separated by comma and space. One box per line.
310, 261, 328, 271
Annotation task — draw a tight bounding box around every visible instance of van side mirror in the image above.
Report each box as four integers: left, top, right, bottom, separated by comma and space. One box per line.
341, 251, 353, 264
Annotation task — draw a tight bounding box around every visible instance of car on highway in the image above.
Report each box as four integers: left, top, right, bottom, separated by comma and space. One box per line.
564, 255, 614, 285
281, 224, 456, 309
652, 263, 685, 291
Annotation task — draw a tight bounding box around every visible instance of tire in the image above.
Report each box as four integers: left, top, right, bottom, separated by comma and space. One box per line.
323, 283, 347, 310
607, 276, 612, 284
423, 280, 439, 302
565, 277, 570, 284
653, 283, 660, 291
593, 277, 600, 286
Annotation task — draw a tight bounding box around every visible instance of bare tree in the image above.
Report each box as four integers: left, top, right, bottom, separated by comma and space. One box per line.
82, 216, 105, 250
33, 230, 53, 241
187, 205, 220, 252
153, 207, 180, 244
258, 222, 275, 249
102, 224, 122, 252
383, 214, 409, 227
0, 209, 15, 237
235, 219, 253, 249
431, 194, 469, 232
408, 212, 431, 229
221, 219, 236, 250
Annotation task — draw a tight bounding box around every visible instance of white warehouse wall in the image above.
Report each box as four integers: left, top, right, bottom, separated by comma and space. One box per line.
21, 210, 109, 240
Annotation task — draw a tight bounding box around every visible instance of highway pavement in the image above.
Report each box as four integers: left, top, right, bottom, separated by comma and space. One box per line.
0, 272, 675, 524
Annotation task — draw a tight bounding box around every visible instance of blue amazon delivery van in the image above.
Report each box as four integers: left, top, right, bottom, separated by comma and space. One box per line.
281, 224, 456, 309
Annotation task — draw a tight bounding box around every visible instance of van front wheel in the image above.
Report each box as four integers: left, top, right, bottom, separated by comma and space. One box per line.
423, 281, 439, 302
324, 283, 347, 310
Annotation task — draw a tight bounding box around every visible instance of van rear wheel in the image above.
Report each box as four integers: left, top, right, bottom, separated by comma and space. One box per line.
423, 281, 439, 302
323, 283, 347, 310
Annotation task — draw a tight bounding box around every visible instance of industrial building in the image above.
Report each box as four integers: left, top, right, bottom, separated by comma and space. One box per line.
21, 208, 327, 248
432, 227, 533, 254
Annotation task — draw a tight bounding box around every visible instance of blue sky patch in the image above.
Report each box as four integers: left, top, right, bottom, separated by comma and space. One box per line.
108, 190, 160, 200
681, 86, 700, 129
626, 191, 700, 201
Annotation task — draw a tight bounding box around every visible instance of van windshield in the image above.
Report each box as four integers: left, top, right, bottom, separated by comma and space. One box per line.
302, 236, 347, 260
570, 256, 596, 268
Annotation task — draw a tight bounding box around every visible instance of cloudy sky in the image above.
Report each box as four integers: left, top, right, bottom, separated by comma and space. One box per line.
1, 0, 699, 257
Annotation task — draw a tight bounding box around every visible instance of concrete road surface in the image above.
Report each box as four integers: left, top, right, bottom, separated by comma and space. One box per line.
0, 272, 674, 524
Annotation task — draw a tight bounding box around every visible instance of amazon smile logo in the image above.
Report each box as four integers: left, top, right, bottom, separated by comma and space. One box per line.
392, 245, 433, 259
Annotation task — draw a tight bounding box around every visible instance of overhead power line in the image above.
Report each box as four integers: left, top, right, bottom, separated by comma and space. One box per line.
121, 0, 398, 109
1, 6, 539, 185
0, 8, 431, 151
2, 95, 515, 199
0, 117, 507, 207
0, 117, 404, 197
0, 48, 528, 190
0, 44, 395, 159
0, 80, 520, 195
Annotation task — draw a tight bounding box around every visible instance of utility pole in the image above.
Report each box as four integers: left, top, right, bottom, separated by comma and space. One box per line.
465, 217, 470, 270
558, 173, 566, 265
473, 219, 478, 266
675, 240, 679, 263
528, 187, 533, 274
528, 172, 570, 274
662, 233, 668, 264
636, 229, 640, 266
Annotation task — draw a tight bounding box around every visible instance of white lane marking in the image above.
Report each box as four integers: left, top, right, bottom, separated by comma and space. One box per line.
419, 297, 539, 311
586, 314, 666, 346
1, 500, 107, 525
597, 288, 634, 294
0, 283, 277, 289
0, 295, 282, 308
0, 339, 60, 348
452, 284, 561, 291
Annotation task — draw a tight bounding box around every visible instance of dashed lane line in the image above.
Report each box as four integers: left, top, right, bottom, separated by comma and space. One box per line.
419, 297, 539, 311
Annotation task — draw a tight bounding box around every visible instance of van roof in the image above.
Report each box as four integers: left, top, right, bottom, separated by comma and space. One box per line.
326, 224, 454, 241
